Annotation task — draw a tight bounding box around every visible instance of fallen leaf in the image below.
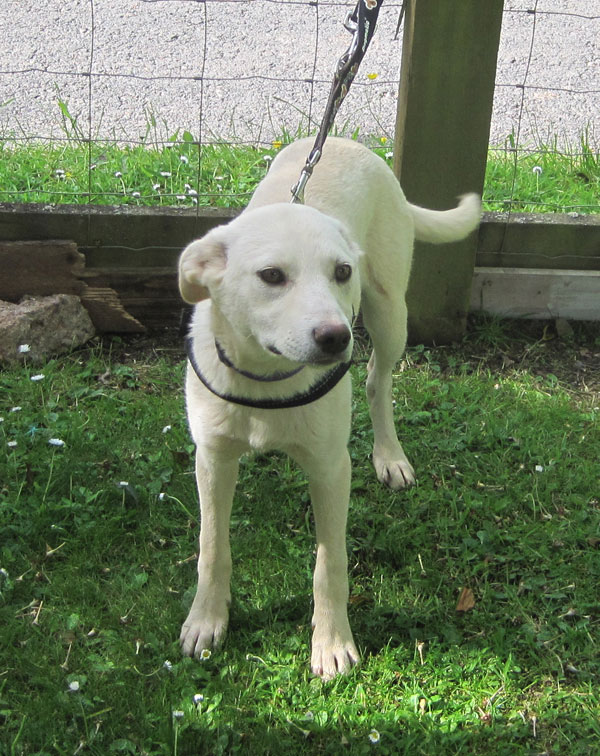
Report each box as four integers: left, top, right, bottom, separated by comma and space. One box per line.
456, 587, 476, 612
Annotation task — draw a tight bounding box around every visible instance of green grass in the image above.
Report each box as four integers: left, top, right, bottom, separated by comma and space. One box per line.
485, 131, 600, 213
1, 110, 598, 212
1, 319, 599, 754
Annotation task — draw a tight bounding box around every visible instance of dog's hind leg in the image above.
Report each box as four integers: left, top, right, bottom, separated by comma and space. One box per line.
361, 292, 415, 490
180, 450, 239, 658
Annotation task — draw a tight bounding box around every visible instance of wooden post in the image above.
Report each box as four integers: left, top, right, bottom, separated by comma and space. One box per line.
394, 0, 504, 343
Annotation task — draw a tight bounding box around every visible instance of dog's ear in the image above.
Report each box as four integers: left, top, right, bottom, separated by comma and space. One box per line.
178, 227, 228, 303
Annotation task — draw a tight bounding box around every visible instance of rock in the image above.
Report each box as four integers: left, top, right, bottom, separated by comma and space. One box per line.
0, 295, 96, 365
555, 318, 574, 340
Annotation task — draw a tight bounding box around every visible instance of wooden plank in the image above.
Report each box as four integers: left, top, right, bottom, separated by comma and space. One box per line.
477, 211, 600, 270
0, 203, 238, 331
0, 202, 239, 253
0, 238, 146, 333
470, 267, 600, 320
2, 203, 600, 331
81, 288, 146, 333
394, 0, 504, 344
0, 240, 86, 301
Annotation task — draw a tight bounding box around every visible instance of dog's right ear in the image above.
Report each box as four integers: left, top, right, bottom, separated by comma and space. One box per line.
178, 227, 228, 303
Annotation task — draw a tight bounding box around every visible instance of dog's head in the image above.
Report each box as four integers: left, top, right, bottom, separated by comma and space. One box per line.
179, 203, 362, 366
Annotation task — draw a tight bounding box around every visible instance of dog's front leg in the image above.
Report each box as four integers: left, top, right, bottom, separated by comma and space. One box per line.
180, 449, 239, 658
299, 447, 358, 680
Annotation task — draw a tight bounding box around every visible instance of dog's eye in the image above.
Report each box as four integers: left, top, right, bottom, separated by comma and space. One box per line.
335, 263, 352, 283
258, 267, 286, 285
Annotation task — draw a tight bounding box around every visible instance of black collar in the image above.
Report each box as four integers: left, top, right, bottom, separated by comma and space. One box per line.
214, 340, 304, 382
185, 336, 351, 410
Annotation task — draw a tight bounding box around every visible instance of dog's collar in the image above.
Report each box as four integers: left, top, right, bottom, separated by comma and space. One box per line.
214, 339, 304, 382
185, 335, 351, 410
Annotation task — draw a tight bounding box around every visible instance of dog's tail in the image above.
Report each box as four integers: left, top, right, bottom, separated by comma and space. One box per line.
409, 193, 481, 244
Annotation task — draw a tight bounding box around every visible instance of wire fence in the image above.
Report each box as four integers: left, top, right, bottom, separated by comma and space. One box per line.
0, 0, 598, 213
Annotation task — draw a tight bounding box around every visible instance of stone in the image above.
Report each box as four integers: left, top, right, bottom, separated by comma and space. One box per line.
0, 295, 96, 365
555, 317, 575, 340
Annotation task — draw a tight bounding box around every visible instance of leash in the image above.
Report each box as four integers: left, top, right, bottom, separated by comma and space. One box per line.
290, 0, 385, 204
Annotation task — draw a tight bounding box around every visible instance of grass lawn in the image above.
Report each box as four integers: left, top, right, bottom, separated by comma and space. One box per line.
1, 121, 598, 213
1, 317, 599, 755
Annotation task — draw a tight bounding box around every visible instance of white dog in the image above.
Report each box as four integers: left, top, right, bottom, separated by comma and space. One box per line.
178, 137, 480, 679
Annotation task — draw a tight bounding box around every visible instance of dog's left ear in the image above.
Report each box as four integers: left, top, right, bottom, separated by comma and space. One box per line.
178, 226, 228, 303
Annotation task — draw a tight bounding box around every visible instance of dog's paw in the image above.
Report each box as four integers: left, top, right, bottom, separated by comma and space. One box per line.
180, 617, 227, 657
373, 447, 415, 490
311, 626, 359, 681
180, 592, 229, 658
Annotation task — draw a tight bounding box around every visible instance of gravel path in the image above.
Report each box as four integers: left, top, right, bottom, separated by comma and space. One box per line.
0, 0, 598, 148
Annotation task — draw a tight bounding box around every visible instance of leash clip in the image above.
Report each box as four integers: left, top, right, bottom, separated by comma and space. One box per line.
343, 10, 358, 34
290, 148, 321, 204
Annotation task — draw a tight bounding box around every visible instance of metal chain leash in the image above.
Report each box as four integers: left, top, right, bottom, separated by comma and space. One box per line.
290, 0, 385, 203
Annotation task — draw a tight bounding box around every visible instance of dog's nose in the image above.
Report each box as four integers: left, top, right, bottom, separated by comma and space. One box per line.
312, 323, 351, 355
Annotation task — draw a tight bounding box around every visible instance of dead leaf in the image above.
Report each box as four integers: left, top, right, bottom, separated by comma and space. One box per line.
456, 587, 476, 612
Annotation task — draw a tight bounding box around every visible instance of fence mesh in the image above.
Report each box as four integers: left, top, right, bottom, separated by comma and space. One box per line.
0, 0, 598, 213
